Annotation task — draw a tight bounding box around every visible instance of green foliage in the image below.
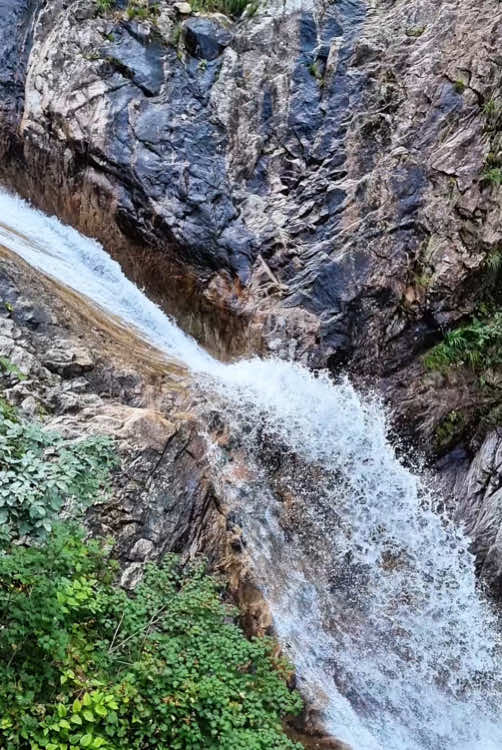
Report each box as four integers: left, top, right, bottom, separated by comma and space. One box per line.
307, 61, 323, 84
435, 410, 465, 450
0, 356, 26, 381
0, 528, 302, 750
191, 0, 252, 18
485, 151, 502, 168
414, 272, 432, 289
96, 0, 116, 12
484, 247, 502, 278
126, 1, 160, 21
424, 312, 502, 372
405, 25, 425, 37
0, 410, 116, 544
453, 79, 465, 94
483, 98, 502, 131
0, 397, 17, 423
482, 167, 502, 186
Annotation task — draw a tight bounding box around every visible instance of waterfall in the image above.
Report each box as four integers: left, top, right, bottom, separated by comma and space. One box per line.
1, 187, 502, 749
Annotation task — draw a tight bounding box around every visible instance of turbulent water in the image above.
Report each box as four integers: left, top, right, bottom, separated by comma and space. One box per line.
1, 187, 502, 749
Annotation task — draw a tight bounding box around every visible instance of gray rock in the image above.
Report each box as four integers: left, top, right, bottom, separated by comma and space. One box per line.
184, 17, 233, 61
42, 342, 94, 377
174, 2, 192, 14
20, 394, 38, 417
128, 537, 155, 561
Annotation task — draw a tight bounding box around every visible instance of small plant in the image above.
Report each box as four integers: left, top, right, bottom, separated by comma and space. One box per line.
414, 272, 433, 289
308, 60, 324, 84
0, 356, 26, 381
405, 26, 426, 37
424, 312, 502, 372
198, 58, 208, 71
484, 247, 502, 277
485, 151, 502, 168
190, 0, 250, 18
0, 409, 117, 544
96, 0, 116, 12
482, 167, 502, 186
126, 1, 160, 20
453, 79, 465, 94
435, 410, 466, 450
0, 528, 302, 750
171, 22, 182, 47
0, 397, 17, 422
483, 98, 502, 131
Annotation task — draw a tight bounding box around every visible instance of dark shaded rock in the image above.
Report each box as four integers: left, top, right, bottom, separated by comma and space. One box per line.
99, 23, 167, 97
184, 17, 233, 61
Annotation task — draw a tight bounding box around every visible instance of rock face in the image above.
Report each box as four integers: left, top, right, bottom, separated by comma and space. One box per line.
2, 2, 502, 584
0, 251, 247, 618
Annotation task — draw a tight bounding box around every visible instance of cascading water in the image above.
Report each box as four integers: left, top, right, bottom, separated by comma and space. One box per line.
1, 187, 502, 749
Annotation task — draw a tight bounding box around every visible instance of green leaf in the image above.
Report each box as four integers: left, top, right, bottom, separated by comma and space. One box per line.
80, 735, 93, 748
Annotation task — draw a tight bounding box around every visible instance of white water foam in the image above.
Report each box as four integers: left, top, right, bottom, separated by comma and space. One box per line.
1, 187, 502, 749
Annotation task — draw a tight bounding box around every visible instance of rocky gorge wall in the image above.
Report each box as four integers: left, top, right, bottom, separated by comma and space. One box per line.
2, 0, 502, 587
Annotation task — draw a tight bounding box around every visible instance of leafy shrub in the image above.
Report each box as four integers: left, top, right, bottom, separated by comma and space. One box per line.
0, 528, 302, 750
0, 409, 116, 544
424, 312, 502, 372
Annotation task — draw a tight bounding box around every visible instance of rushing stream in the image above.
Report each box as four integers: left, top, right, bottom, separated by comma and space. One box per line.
1, 187, 502, 749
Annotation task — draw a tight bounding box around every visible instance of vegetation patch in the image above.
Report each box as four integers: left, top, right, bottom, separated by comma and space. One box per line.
0, 528, 302, 750
405, 26, 426, 37
435, 410, 466, 451
482, 167, 502, 187
0, 407, 116, 545
424, 312, 502, 372
96, 0, 116, 13
190, 0, 254, 18
0, 356, 26, 381
0, 371, 301, 750
126, 1, 160, 21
